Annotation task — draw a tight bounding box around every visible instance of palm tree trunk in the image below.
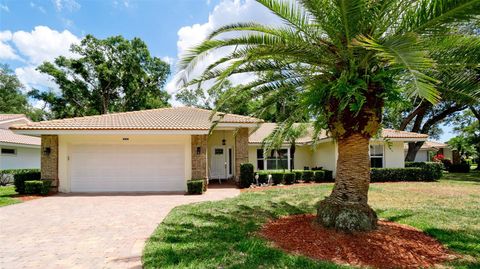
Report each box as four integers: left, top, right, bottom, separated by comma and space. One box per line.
316, 133, 377, 232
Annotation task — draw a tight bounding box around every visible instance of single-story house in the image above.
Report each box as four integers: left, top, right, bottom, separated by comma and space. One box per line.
0, 114, 40, 170
249, 123, 428, 173
405, 141, 453, 162
11, 107, 428, 193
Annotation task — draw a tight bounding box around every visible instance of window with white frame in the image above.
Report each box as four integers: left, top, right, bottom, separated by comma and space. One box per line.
257, 148, 290, 170
370, 144, 384, 168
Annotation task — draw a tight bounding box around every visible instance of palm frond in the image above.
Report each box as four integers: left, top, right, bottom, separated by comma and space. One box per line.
354, 34, 440, 103
399, 0, 480, 34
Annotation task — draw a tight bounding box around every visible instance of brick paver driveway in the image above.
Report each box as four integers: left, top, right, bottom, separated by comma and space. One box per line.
0, 187, 239, 268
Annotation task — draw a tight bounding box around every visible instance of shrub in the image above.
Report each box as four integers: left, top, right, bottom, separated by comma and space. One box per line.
371, 168, 423, 182
239, 163, 254, 188
24, 180, 51, 195
441, 159, 452, 170
405, 162, 443, 181
448, 163, 471, 173
270, 172, 284, 185
313, 170, 325, 183
187, 179, 204, 194
284, 172, 295, 185
256, 172, 269, 184
323, 170, 333, 182
293, 171, 303, 182
302, 171, 314, 182
14, 171, 41, 194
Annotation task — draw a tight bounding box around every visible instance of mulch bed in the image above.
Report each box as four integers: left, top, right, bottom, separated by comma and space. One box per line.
260, 214, 455, 269
13, 194, 44, 202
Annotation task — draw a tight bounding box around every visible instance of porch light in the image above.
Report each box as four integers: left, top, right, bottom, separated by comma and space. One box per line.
43, 147, 51, 156
196, 147, 201, 155
222, 139, 226, 145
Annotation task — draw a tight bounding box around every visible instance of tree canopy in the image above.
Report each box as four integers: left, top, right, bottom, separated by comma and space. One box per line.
31, 35, 171, 119
0, 64, 43, 121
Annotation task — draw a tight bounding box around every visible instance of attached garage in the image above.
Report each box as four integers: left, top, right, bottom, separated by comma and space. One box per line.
10, 107, 261, 193
69, 144, 185, 192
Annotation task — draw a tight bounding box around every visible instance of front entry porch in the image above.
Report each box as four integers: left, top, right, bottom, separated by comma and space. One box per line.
191, 128, 249, 185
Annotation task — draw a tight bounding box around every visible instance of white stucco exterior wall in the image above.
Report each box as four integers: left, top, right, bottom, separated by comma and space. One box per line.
311, 140, 338, 174
0, 145, 40, 170
383, 141, 405, 168
57, 135, 191, 193
406, 149, 429, 162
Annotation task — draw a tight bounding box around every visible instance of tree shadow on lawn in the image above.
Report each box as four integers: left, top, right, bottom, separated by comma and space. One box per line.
424, 228, 480, 268
143, 200, 347, 269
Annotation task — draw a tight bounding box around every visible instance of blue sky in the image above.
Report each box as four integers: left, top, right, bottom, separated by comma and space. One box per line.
0, 0, 455, 142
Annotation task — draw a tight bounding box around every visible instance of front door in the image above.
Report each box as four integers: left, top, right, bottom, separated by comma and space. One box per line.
210, 146, 229, 179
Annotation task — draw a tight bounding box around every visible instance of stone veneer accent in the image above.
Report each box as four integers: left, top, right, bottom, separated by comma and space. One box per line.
41, 135, 59, 189
191, 135, 208, 180
235, 128, 249, 181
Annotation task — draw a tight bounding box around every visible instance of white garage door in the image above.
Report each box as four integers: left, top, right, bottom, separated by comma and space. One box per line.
70, 144, 185, 192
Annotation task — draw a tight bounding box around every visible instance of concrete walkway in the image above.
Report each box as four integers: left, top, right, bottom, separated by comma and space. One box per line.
0, 187, 239, 269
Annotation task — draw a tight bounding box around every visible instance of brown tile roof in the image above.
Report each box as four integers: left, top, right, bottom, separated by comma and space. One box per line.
249, 123, 327, 144
0, 129, 40, 146
10, 107, 262, 131
404, 141, 448, 150
0, 114, 26, 122
381, 129, 429, 139
249, 125, 428, 144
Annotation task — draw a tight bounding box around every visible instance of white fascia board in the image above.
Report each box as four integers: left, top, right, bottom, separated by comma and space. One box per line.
215, 123, 261, 128
0, 142, 40, 148
11, 129, 210, 136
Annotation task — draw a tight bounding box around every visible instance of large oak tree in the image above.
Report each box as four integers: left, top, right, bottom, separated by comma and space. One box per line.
31, 35, 171, 119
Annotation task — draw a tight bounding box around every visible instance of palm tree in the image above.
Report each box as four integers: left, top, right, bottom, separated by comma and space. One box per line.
179, 0, 480, 232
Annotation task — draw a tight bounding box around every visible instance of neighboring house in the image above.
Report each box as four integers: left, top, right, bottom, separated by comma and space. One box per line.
11, 107, 427, 193
404, 141, 453, 162
0, 114, 40, 170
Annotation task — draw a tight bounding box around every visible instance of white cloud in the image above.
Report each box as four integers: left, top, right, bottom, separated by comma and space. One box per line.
170, 0, 282, 105
0, 3, 9, 12
11, 26, 80, 65
0, 31, 21, 60
53, 0, 80, 12
3, 26, 81, 92
15, 65, 60, 92
161, 56, 175, 65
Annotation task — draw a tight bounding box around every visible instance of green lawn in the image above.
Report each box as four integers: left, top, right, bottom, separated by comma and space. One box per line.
0, 186, 20, 207
143, 172, 480, 269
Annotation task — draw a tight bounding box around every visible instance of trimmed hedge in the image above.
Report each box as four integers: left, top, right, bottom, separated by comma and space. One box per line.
405, 162, 443, 181
239, 163, 254, 188
302, 171, 314, 183
187, 179, 204, 194
293, 171, 303, 182
313, 170, 325, 183
371, 168, 423, 182
270, 172, 284, 185
284, 172, 295, 185
24, 180, 51, 195
256, 172, 269, 184
323, 170, 333, 182
14, 171, 41, 194
448, 163, 471, 173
